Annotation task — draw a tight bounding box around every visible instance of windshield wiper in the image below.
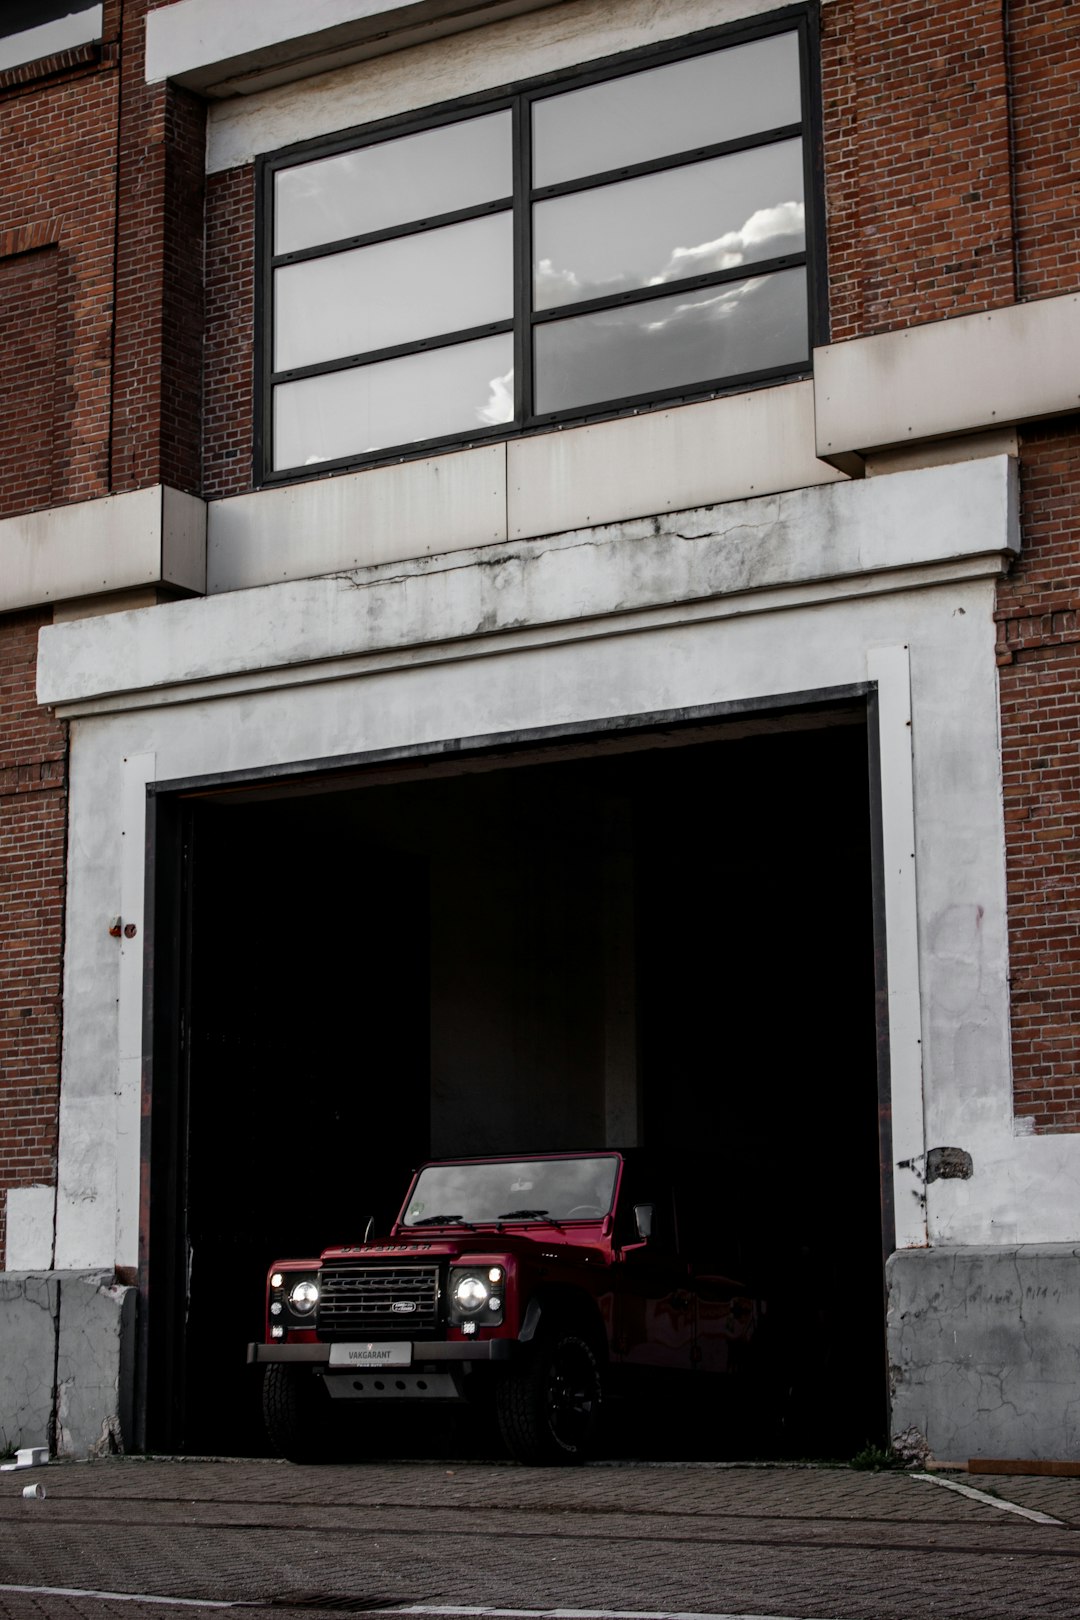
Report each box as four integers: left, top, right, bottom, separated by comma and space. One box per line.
412, 1214, 474, 1227
497, 1207, 559, 1223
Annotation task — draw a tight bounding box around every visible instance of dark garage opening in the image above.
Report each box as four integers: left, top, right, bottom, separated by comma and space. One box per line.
144, 708, 887, 1459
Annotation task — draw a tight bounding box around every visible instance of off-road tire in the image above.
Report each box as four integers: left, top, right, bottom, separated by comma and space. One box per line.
496, 1330, 602, 1465
262, 1363, 339, 1464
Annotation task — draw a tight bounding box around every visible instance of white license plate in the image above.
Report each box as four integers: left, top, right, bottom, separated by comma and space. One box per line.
328, 1342, 413, 1369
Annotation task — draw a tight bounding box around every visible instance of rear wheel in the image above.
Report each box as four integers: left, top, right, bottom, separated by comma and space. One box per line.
262, 1363, 339, 1464
497, 1330, 602, 1465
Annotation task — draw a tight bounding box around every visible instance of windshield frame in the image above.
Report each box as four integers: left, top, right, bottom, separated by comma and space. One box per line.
396, 1152, 623, 1230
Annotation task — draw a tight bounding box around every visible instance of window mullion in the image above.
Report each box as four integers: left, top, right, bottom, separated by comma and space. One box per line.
270, 319, 516, 385
271, 197, 513, 270
514, 94, 532, 430
530, 254, 808, 327
529, 122, 804, 205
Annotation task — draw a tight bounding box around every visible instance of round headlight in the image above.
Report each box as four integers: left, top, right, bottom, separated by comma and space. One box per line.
289, 1279, 319, 1314
454, 1274, 489, 1312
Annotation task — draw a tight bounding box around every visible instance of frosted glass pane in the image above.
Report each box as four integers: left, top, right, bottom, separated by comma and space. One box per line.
275, 212, 513, 371
534, 267, 808, 414
274, 333, 515, 467
533, 33, 801, 188
534, 140, 804, 311
275, 110, 512, 254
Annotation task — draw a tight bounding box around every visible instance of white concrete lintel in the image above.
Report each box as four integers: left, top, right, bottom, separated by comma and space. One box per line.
146, 0, 566, 96
815, 291, 1080, 463
205, 0, 785, 171
1, 485, 206, 616
37, 456, 1018, 716
0, 5, 102, 74
48, 552, 1010, 723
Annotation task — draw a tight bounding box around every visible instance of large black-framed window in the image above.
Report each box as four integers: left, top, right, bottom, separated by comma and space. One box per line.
257, 7, 821, 484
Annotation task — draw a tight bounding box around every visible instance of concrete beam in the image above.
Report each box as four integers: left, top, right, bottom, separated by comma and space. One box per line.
38, 455, 1017, 712
208, 443, 506, 594
814, 291, 1080, 466
0, 485, 206, 616
0, 4, 101, 74
207, 386, 842, 595
205, 0, 784, 171
145, 0, 567, 97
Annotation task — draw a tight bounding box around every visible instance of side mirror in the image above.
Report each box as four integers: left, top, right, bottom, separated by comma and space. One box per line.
633, 1203, 654, 1242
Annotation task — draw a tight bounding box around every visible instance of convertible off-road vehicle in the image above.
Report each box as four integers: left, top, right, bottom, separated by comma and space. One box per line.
249, 1150, 762, 1463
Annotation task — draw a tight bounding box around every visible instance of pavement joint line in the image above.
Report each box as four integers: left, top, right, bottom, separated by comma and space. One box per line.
385, 1607, 833, 1620
0, 1585, 241, 1609
911, 1472, 1064, 1525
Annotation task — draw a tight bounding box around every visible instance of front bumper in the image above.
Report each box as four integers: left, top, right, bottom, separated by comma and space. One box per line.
247, 1339, 517, 1366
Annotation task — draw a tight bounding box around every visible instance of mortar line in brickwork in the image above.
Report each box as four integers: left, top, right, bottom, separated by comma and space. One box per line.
106, 0, 124, 492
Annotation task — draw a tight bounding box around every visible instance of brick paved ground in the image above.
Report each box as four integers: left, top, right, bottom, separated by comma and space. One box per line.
0, 1459, 1079, 1620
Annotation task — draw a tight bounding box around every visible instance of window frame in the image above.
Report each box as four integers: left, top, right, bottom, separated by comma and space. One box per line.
254, 3, 825, 488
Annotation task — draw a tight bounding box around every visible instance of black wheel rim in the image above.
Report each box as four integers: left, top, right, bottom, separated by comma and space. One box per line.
544, 1342, 597, 1452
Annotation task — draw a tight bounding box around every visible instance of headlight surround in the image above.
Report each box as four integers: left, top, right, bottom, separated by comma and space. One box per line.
267, 1266, 321, 1336
449, 1266, 506, 1326
289, 1279, 319, 1314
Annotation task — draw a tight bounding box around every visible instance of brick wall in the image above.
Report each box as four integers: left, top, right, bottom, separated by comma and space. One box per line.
819, 0, 1080, 1134
110, 0, 205, 495
0, 250, 59, 514
0, 0, 204, 1266
0, 16, 118, 1269
1009, 0, 1080, 301
994, 7, 1080, 1133
0, 60, 118, 516
203, 165, 255, 501
997, 426, 1080, 1133
0, 613, 67, 1270
820, 0, 1015, 340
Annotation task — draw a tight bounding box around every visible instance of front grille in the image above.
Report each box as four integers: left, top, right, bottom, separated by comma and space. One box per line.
317, 1263, 440, 1338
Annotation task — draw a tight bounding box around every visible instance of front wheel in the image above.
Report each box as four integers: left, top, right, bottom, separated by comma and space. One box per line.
496, 1331, 602, 1465
262, 1363, 339, 1463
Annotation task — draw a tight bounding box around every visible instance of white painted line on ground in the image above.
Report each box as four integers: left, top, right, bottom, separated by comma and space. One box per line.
389, 1607, 830, 1620
0, 1586, 239, 1610
912, 1472, 1064, 1525
0, 1597, 830, 1620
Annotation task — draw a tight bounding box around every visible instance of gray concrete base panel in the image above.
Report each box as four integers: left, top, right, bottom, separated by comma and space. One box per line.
888, 1244, 1080, 1461
0, 1272, 58, 1453
0, 1271, 136, 1458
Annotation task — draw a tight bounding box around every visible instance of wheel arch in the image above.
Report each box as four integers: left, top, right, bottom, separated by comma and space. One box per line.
518, 1284, 608, 1364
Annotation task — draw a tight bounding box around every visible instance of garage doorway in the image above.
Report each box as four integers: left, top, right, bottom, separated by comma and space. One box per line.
141, 701, 888, 1458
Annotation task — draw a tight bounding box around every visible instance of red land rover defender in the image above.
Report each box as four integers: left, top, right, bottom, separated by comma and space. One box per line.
248, 1150, 762, 1464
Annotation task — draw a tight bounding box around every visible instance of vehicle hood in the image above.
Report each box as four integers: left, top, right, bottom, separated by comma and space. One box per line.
321, 1229, 608, 1265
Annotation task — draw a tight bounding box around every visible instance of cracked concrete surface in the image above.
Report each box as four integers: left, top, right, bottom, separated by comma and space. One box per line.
888, 1245, 1080, 1461
55, 1274, 136, 1458
0, 1274, 59, 1453
0, 1273, 135, 1458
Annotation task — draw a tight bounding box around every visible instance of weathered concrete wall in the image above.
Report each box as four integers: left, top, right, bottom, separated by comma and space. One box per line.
0, 1273, 58, 1453
888, 1246, 1080, 1462
0, 1271, 135, 1458
55, 1273, 136, 1458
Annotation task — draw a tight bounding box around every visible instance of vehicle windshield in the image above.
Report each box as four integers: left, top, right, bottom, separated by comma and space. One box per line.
401, 1155, 620, 1227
